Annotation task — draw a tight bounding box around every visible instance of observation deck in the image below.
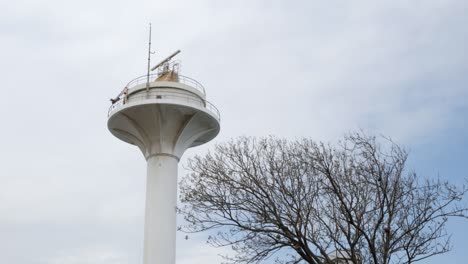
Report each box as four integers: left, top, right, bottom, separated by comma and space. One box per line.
108, 73, 220, 121
107, 72, 220, 159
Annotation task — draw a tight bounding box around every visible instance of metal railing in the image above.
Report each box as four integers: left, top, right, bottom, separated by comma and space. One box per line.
125, 73, 206, 95
108, 91, 220, 121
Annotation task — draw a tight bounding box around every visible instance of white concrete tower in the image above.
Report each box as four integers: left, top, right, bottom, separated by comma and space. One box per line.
107, 50, 220, 264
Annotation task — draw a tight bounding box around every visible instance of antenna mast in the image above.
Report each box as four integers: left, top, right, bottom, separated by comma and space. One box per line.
146, 23, 154, 92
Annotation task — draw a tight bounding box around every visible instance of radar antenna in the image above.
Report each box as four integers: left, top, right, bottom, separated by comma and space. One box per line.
151, 50, 181, 71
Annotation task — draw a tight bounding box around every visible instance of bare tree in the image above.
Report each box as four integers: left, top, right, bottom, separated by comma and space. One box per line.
179, 133, 468, 264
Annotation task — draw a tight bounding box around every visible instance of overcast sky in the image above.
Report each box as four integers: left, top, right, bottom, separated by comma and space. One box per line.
1, 0, 467, 263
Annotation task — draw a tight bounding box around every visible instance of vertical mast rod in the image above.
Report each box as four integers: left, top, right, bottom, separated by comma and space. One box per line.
146, 23, 152, 92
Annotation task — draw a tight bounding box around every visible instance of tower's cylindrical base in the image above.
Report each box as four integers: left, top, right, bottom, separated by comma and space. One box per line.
143, 154, 178, 264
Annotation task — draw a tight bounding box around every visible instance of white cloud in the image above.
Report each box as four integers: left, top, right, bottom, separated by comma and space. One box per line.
44, 245, 130, 264
0, 0, 467, 263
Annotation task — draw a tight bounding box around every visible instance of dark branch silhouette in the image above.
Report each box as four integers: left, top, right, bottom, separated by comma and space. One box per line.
180, 133, 468, 264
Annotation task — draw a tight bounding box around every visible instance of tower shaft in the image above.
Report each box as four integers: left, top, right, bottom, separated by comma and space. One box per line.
143, 155, 178, 264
